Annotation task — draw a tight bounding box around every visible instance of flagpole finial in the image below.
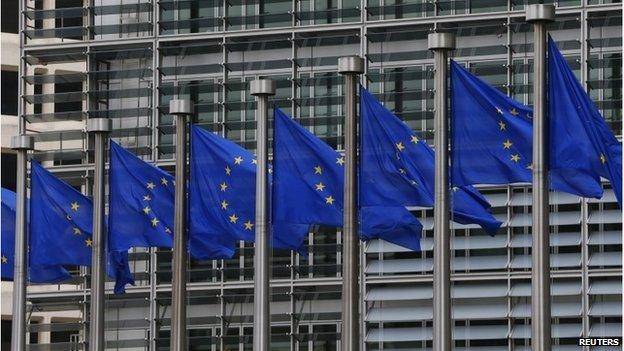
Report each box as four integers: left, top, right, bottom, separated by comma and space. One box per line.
10, 135, 34, 150
86, 118, 112, 133
338, 56, 364, 75
250, 79, 276, 96
525, 4, 555, 22
427, 32, 456, 51
169, 99, 194, 115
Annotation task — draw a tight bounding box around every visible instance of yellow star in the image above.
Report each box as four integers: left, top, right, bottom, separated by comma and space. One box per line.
161, 177, 169, 186
225, 165, 231, 175
70, 202, 80, 211
399, 168, 406, 174
165, 227, 172, 234
510, 154, 521, 162
410, 135, 419, 144
221, 200, 229, 210
72, 227, 81, 235
498, 120, 506, 131
143, 195, 151, 201
1, 255, 7, 264
229, 214, 239, 223
143, 206, 151, 215
151, 217, 159, 227
244, 221, 254, 230
526, 163, 534, 170
325, 195, 335, 205
314, 165, 322, 175
146, 181, 156, 190
452, 186, 459, 192
495, 107, 503, 115
234, 156, 243, 165
502, 139, 513, 149
600, 153, 607, 164
396, 142, 405, 152
510, 108, 519, 116
252, 159, 257, 165
220, 182, 228, 192
336, 157, 345, 166
66, 215, 72, 221
315, 182, 326, 191
85, 238, 93, 247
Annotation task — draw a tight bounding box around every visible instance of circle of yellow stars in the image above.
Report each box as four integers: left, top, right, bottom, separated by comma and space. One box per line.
219, 155, 255, 231
142, 176, 172, 234
495, 105, 532, 170
67, 200, 93, 247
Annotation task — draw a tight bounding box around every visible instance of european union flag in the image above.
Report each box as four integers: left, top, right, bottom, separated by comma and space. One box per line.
451, 59, 605, 199
189, 126, 251, 259
273, 108, 423, 251
109, 141, 174, 251
1, 188, 70, 283
548, 37, 622, 207
30, 160, 93, 267
360, 87, 502, 235
190, 125, 309, 254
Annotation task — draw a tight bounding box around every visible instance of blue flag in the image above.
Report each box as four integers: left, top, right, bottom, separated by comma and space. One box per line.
548, 37, 622, 207
108, 141, 175, 292
1, 188, 71, 283
451, 59, 605, 200
360, 87, 502, 235
190, 125, 310, 254
30, 160, 93, 267
189, 126, 251, 259
273, 108, 423, 251
109, 141, 174, 251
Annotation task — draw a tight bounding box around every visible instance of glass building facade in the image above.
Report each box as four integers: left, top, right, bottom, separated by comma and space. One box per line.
16, 0, 622, 349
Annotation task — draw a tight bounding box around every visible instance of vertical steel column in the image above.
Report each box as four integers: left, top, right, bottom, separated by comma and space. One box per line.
250, 79, 276, 351
10, 135, 34, 351
87, 118, 112, 351
169, 99, 193, 351
338, 56, 364, 351
526, 5, 555, 351
428, 32, 455, 351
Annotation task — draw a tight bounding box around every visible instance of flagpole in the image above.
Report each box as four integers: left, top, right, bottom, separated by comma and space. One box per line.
250, 79, 275, 351
338, 55, 364, 351
10, 134, 34, 351
428, 32, 455, 351
526, 5, 555, 351
11, 0, 34, 346
170, 99, 193, 351
87, 118, 112, 351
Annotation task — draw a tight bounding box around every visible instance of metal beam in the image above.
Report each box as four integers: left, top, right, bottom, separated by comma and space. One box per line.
526, 5, 555, 351
428, 32, 455, 351
338, 55, 364, 351
250, 79, 276, 351
169, 99, 193, 351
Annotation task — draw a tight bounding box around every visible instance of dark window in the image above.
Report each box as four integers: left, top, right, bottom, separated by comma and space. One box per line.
1, 71, 18, 116
1, 320, 11, 350
1, 0, 18, 33
1, 153, 17, 191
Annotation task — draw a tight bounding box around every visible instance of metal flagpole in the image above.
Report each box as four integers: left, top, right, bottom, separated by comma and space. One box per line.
87, 118, 112, 351
338, 55, 364, 351
10, 134, 34, 351
170, 99, 193, 351
250, 79, 275, 351
526, 5, 555, 351
428, 32, 455, 351
10, 0, 34, 345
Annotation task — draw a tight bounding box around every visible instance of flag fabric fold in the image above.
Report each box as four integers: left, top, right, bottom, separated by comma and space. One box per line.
450, 59, 608, 200
1, 187, 71, 283
273, 107, 423, 251
548, 37, 622, 206
360, 86, 502, 235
